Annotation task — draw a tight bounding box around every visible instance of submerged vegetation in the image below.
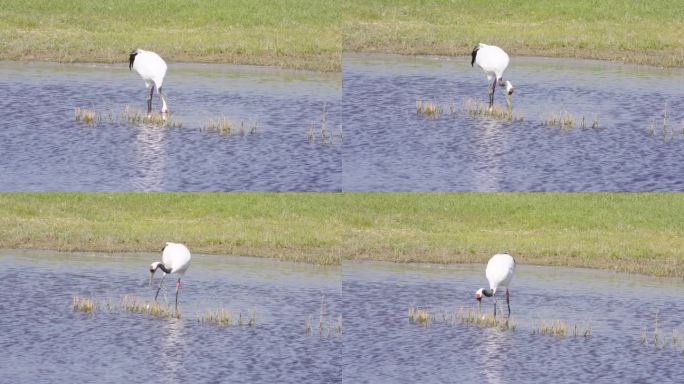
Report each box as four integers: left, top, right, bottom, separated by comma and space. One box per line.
74, 107, 101, 125
199, 308, 256, 327
305, 296, 341, 337
415, 100, 444, 118
72, 295, 98, 313
307, 105, 342, 145
408, 306, 433, 326
119, 295, 178, 318
121, 105, 183, 128
72, 295, 260, 326
646, 110, 684, 141
641, 310, 684, 355
463, 98, 523, 122
202, 117, 258, 136
532, 320, 569, 337
409, 305, 515, 331
415, 98, 523, 122
541, 111, 598, 129
72, 294, 178, 318
415, 97, 611, 129
456, 306, 515, 331
74, 105, 183, 128
408, 305, 594, 338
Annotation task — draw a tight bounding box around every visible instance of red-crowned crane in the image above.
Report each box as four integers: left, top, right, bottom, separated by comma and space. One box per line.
129, 49, 169, 118
475, 253, 516, 317
149, 242, 191, 312
471, 43, 514, 111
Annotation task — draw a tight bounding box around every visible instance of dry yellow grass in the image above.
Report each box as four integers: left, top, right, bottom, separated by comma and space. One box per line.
416, 100, 443, 118
121, 105, 183, 128
463, 98, 523, 122
541, 111, 599, 129
199, 308, 256, 327
74, 107, 103, 124
72, 295, 98, 313
119, 295, 177, 318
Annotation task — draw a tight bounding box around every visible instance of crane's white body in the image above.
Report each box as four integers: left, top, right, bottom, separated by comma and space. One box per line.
471, 43, 514, 109
149, 242, 191, 311
129, 48, 169, 115
475, 253, 516, 317
131, 49, 167, 91
485, 253, 515, 294
472, 43, 510, 84
160, 242, 191, 276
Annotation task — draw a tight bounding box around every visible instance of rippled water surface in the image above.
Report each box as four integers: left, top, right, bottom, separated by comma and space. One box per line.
0, 62, 340, 191
343, 261, 684, 383
0, 251, 341, 383
343, 53, 684, 191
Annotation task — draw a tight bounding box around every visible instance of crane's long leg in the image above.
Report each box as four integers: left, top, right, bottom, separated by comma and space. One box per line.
147, 87, 154, 116
175, 278, 181, 313
489, 79, 496, 110
506, 289, 511, 318
154, 273, 167, 301
493, 298, 497, 317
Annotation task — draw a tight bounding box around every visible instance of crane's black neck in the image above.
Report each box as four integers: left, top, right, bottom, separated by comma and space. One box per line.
482, 289, 494, 297
471, 46, 479, 67
153, 263, 173, 274
129, 51, 138, 70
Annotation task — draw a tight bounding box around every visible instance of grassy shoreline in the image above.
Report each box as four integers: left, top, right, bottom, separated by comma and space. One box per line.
5, 1, 684, 72
343, 0, 684, 68
0, 0, 340, 72
1, 193, 682, 276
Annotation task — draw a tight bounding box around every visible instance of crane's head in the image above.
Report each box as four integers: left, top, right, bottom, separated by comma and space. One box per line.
475, 288, 494, 301
497, 79, 514, 95
475, 288, 484, 301
149, 261, 172, 285
129, 49, 140, 71
148, 261, 161, 286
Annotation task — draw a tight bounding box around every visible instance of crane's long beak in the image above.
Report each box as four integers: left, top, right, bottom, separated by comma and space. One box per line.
148, 271, 154, 287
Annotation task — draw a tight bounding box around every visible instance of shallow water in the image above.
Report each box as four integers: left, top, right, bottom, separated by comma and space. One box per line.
0, 62, 341, 191
0, 250, 341, 383
343, 53, 684, 191
343, 261, 684, 383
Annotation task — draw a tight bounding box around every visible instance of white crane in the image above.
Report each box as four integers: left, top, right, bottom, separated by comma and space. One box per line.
471, 43, 514, 111
475, 253, 516, 317
129, 48, 169, 118
149, 242, 191, 312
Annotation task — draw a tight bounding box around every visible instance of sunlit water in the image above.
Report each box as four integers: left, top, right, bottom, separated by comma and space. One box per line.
343, 53, 684, 191
0, 62, 341, 191
0, 251, 341, 383
343, 261, 684, 383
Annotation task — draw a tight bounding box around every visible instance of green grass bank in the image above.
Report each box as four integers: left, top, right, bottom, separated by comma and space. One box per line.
1, 193, 682, 276
0, 0, 340, 71
343, 0, 684, 67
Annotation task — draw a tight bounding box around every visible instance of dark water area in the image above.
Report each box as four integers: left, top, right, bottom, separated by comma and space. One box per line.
0, 62, 341, 191
0, 251, 341, 383
343, 53, 684, 191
